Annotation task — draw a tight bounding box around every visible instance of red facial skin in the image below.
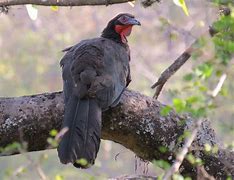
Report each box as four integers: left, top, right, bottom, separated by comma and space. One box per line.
115, 25, 133, 43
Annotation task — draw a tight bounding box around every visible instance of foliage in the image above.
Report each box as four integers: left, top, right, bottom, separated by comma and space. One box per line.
212, 15, 234, 64
173, 0, 189, 16
212, 0, 234, 5
155, 1, 234, 179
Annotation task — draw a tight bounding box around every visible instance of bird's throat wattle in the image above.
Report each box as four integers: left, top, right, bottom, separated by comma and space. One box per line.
115, 25, 133, 43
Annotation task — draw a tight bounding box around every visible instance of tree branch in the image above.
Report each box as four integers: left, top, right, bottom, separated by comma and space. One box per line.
163, 119, 202, 179
0, 90, 233, 178
0, 0, 134, 7
151, 47, 192, 99
151, 7, 233, 100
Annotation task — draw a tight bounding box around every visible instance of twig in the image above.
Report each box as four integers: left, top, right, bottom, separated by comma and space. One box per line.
151, 8, 231, 99
211, 73, 227, 97
12, 163, 30, 177
109, 175, 157, 180
36, 165, 47, 180
197, 165, 215, 180
151, 45, 195, 99
55, 127, 68, 142
17, 129, 47, 180
162, 119, 202, 180
141, 0, 161, 8
16, 145, 47, 180
0, 5, 9, 14
0, 0, 134, 7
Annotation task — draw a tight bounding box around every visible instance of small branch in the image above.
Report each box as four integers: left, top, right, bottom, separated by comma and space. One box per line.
0, 0, 134, 7
163, 119, 202, 180
197, 166, 215, 180
151, 7, 232, 100
151, 46, 194, 99
18, 131, 48, 180
141, 0, 161, 8
211, 73, 227, 97
110, 175, 157, 180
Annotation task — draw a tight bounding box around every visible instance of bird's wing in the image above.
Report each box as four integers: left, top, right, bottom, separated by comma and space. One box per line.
62, 39, 130, 109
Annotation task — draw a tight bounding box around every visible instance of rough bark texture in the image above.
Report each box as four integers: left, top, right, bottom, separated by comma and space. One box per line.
0, 0, 133, 7
0, 90, 233, 179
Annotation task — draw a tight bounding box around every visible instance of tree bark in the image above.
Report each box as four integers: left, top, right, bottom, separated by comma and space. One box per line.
0, 90, 233, 179
0, 0, 133, 7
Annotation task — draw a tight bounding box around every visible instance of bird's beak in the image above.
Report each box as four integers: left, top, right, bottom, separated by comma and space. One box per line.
126, 17, 141, 26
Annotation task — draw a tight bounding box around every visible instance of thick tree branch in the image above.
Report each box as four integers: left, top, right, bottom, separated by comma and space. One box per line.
0, 90, 233, 178
0, 0, 134, 7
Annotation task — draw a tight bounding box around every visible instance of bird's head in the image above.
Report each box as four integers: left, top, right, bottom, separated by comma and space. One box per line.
101, 13, 141, 44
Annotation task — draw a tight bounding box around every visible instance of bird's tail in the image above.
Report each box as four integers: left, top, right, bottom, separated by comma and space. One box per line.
57, 96, 102, 168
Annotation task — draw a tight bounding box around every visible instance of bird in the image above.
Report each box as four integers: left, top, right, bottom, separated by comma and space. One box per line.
57, 13, 140, 168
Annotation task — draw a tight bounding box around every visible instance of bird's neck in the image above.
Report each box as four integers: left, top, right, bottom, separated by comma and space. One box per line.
101, 25, 127, 46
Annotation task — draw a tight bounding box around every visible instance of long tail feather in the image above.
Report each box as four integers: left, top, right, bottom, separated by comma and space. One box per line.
57, 96, 101, 168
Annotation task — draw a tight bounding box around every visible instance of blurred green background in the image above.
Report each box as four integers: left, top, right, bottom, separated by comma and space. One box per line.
0, 0, 233, 179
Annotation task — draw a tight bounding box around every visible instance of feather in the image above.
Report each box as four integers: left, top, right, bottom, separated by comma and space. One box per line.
57, 96, 101, 168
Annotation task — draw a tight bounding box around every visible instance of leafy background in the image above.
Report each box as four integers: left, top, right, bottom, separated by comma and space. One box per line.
0, 0, 233, 179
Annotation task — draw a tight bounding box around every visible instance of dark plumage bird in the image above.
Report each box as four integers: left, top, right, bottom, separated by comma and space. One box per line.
57, 13, 140, 168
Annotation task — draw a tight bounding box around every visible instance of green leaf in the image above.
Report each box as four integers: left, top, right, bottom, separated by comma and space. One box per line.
15, 167, 27, 175
158, 146, 168, 153
178, 130, 191, 142
212, 145, 219, 154
196, 63, 213, 79
41, 153, 48, 160
204, 143, 212, 152
186, 96, 200, 104
226, 176, 233, 180
212, 0, 234, 5
186, 153, 196, 164
173, 98, 186, 113
220, 87, 228, 96
186, 153, 203, 166
75, 158, 88, 166
160, 106, 172, 116
198, 85, 208, 92
215, 70, 222, 77
153, 159, 171, 170
4, 168, 13, 177
195, 107, 207, 117
173, 0, 189, 16
212, 15, 234, 64
183, 73, 194, 81
1, 142, 21, 153
195, 157, 203, 165
177, 119, 186, 126
47, 137, 58, 147
55, 175, 64, 180
49, 129, 58, 137
172, 174, 184, 180
51, 6, 59, 11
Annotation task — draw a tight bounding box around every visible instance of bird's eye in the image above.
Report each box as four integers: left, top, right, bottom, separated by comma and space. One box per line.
121, 16, 127, 22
